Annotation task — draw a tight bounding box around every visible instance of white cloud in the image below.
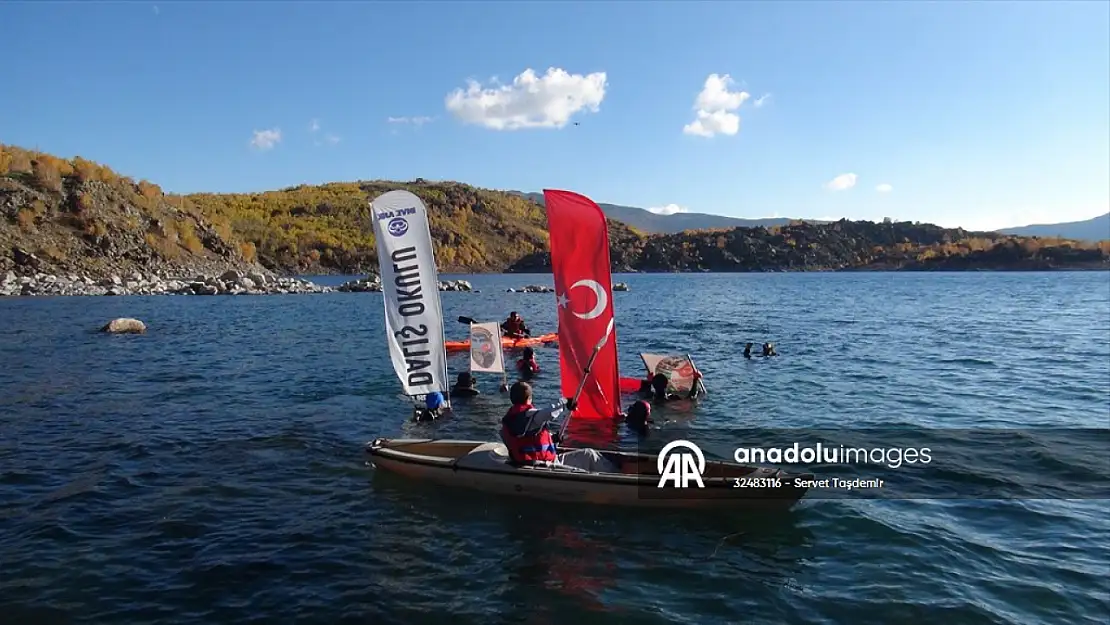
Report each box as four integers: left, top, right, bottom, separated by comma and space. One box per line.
683, 74, 751, 137
444, 67, 608, 130
307, 119, 340, 145
387, 116, 435, 126
875, 183, 893, 193
249, 128, 281, 150
824, 173, 858, 191
647, 204, 688, 215
753, 93, 772, 108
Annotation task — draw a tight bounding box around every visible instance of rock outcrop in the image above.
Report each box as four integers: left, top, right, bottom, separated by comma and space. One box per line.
506, 285, 554, 293
335, 275, 474, 293
100, 318, 146, 334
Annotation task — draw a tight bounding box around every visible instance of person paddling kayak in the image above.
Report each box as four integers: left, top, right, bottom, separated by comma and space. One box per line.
501, 312, 531, 339
516, 347, 540, 380
501, 381, 618, 473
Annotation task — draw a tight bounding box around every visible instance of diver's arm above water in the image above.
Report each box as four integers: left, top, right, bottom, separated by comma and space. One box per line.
686, 386, 700, 400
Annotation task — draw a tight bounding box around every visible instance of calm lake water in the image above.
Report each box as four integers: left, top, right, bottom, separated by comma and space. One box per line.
1, 272, 1108, 625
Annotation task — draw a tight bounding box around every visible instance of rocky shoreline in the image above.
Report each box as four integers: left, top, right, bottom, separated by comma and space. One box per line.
0, 269, 638, 298
505, 282, 630, 293
1, 271, 492, 298
1, 269, 329, 297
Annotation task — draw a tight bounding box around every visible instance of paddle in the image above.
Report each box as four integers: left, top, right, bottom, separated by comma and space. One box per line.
557, 317, 616, 443
458, 316, 509, 392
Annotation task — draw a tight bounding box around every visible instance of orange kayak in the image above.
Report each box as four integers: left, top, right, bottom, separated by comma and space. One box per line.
445, 332, 558, 353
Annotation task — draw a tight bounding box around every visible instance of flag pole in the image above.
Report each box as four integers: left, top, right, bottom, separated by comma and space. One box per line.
497, 323, 509, 392
557, 318, 616, 443
687, 353, 707, 397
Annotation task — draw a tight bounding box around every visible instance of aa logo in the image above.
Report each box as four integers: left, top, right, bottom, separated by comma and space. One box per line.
656, 440, 706, 488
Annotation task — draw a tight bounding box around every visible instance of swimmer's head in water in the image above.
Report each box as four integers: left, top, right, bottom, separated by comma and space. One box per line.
456, 371, 475, 387
425, 392, 445, 410
522, 347, 535, 359
626, 400, 651, 428
651, 373, 669, 395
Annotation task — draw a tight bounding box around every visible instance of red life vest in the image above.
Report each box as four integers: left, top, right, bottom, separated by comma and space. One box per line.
501, 403, 557, 464
516, 358, 540, 374
503, 318, 525, 335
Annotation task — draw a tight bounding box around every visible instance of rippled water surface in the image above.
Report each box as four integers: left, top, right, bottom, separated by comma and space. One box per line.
1, 272, 1108, 624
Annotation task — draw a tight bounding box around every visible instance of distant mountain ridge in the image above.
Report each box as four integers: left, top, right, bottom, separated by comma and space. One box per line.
516, 191, 1109, 241
511, 192, 814, 233
998, 213, 1109, 242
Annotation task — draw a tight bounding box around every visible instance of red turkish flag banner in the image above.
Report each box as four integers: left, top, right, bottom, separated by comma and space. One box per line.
543, 189, 622, 419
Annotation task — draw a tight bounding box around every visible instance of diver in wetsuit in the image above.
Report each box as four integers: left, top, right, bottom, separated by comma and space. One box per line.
450, 372, 480, 398
646, 373, 701, 404
413, 391, 452, 422
624, 400, 653, 436
516, 347, 540, 380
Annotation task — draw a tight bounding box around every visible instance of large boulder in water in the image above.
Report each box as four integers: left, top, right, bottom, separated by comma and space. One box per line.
100, 318, 146, 334
438, 279, 474, 292
337, 275, 382, 292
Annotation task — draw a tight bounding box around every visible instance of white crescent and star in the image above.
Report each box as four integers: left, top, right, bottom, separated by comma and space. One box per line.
556, 279, 607, 320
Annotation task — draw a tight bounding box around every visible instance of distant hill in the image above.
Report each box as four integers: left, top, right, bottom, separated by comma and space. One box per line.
0, 144, 554, 276
508, 218, 1109, 273
0, 144, 266, 279
3, 143, 1107, 278
998, 213, 1109, 242
518, 191, 1110, 243
512, 192, 813, 233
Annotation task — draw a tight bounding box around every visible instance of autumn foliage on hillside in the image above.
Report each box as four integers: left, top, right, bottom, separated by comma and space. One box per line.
2, 143, 1107, 277
509, 218, 1110, 272
185, 179, 552, 273
0, 144, 257, 275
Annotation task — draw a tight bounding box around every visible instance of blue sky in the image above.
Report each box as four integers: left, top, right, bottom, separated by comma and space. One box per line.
1, 1, 1107, 231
